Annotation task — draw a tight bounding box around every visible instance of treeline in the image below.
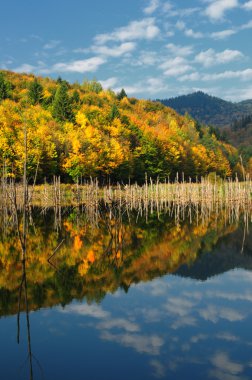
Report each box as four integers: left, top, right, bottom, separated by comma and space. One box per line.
0, 70, 249, 184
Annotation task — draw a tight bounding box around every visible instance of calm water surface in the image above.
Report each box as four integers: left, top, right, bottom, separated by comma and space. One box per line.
0, 204, 252, 380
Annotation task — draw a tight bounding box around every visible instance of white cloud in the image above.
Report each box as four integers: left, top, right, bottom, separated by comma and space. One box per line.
175, 20, 186, 30
136, 50, 159, 66
210, 352, 244, 376
190, 334, 208, 343
99, 77, 118, 89
206, 290, 252, 302
97, 318, 140, 332
241, 20, 252, 29
1, 59, 13, 68
92, 42, 136, 57
179, 72, 201, 81
118, 84, 145, 95
101, 331, 164, 355
164, 297, 195, 317
180, 68, 252, 83
146, 77, 165, 88
14, 63, 36, 73
147, 279, 171, 296
143, 0, 159, 14
166, 30, 175, 37
150, 360, 166, 378
43, 40, 61, 50
209, 368, 247, 380
49, 56, 106, 73
202, 68, 252, 81
30, 34, 43, 41
208, 18, 252, 38
182, 291, 203, 300
54, 48, 68, 57
60, 303, 109, 319
73, 47, 90, 54
175, 20, 203, 38
205, 0, 239, 21
160, 57, 193, 76
224, 86, 252, 101
210, 29, 237, 39
230, 271, 252, 282
163, 4, 200, 17
185, 29, 204, 39
180, 7, 202, 17
199, 305, 245, 323
166, 43, 194, 57
195, 48, 244, 67
120, 77, 168, 95
146, 77, 170, 92
216, 332, 240, 342
171, 316, 198, 329
142, 308, 163, 323
163, 2, 173, 12
243, 1, 252, 10
124, 50, 159, 67
94, 18, 160, 44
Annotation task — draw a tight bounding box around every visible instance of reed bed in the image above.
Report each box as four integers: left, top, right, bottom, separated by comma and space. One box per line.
1, 176, 251, 209
0, 176, 251, 235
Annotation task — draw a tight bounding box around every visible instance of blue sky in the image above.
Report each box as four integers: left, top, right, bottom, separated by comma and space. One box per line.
1, 0, 252, 101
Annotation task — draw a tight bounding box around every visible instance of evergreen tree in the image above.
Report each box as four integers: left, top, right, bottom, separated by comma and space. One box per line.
52, 82, 74, 122
117, 88, 127, 100
109, 104, 120, 121
71, 90, 80, 105
57, 76, 63, 84
0, 72, 11, 100
28, 78, 43, 105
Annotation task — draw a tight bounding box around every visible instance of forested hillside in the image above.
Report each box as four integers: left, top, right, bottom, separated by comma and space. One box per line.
158, 91, 252, 170
221, 115, 252, 165
159, 91, 252, 128
0, 70, 247, 183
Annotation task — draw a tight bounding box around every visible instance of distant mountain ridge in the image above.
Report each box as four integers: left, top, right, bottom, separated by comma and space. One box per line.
158, 91, 252, 128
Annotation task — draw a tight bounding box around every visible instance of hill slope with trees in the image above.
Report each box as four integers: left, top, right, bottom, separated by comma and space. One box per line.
158, 91, 252, 128
158, 91, 252, 170
0, 70, 248, 183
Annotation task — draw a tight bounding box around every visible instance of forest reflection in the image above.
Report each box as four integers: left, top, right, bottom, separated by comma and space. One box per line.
0, 200, 251, 317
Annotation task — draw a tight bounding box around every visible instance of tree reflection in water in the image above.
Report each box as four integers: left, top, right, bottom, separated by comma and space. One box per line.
0, 199, 250, 314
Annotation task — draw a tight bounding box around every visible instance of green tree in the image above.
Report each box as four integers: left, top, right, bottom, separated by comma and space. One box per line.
0, 73, 11, 100
109, 104, 120, 121
28, 78, 43, 105
71, 90, 80, 106
117, 88, 127, 100
52, 82, 74, 122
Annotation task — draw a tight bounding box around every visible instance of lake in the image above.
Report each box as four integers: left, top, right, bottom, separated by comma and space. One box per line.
0, 201, 252, 380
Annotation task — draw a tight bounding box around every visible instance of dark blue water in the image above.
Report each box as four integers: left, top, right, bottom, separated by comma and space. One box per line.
0, 207, 252, 380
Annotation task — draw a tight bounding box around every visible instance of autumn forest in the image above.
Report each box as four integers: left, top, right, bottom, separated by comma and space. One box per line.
0, 70, 249, 184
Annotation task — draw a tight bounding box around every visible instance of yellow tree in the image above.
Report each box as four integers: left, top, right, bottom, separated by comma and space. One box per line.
63, 110, 128, 180
0, 99, 57, 179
